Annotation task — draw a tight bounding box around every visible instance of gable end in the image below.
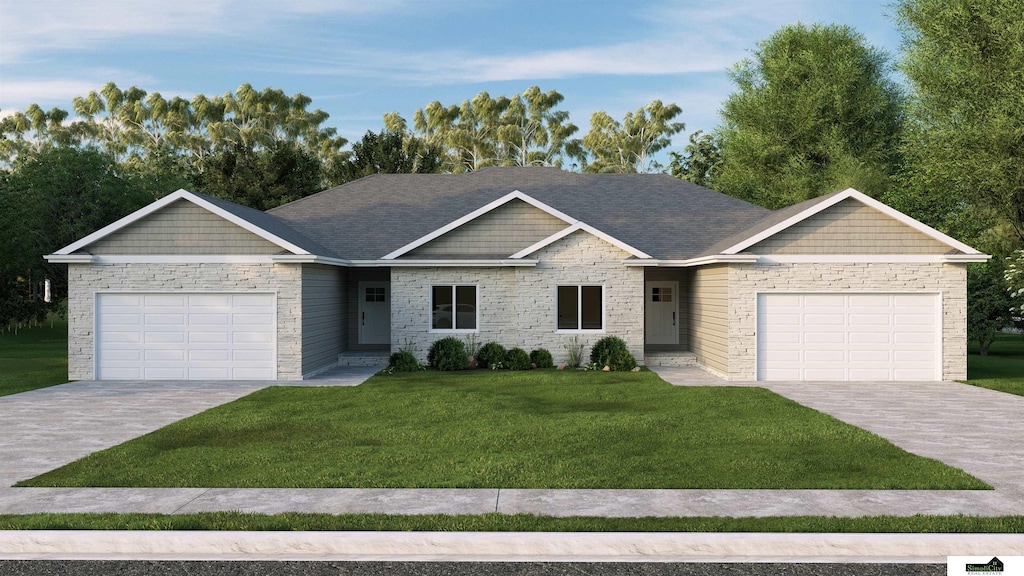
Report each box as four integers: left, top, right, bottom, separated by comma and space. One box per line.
749, 198, 953, 255
80, 200, 283, 255
405, 198, 570, 258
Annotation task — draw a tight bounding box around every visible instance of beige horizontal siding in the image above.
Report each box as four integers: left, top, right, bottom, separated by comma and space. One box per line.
750, 198, 951, 254
687, 265, 729, 374
408, 199, 569, 257
84, 200, 282, 255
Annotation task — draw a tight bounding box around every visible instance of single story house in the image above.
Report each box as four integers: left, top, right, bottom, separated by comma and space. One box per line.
46, 167, 988, 382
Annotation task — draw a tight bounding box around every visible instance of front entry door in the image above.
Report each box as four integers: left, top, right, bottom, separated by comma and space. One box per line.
358, 281, 390, 344
645, 281, 678, 345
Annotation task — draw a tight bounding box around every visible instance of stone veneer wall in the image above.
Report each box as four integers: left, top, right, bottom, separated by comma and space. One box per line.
67, 263, 303, 380
391, 231, 644, 364
726, 262, 967, 381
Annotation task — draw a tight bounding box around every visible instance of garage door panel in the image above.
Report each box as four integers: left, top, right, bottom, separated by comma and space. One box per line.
757, 293, 939, 381
233, 313, 274, 325
849, 332, 891, 344
97, 293, 277, 381
189, 313, 230, 325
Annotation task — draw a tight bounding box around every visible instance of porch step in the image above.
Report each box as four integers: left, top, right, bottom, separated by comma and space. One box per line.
338, 350, 390, 367
643, 351, 697, 367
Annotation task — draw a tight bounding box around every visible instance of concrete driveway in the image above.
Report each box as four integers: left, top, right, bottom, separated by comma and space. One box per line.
652, 367, 1024, 495
0, 367, 380, 487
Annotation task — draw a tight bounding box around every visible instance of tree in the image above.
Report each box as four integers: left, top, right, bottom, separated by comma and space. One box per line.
713, 23, 904, 209
896, 0, 1024, 245
581, 100, 684, 173
968, 259, 1016, 355
0, 147, 148, 326
1007, 250, 1024, 321
495, 86, 581, 168
343, 129, 443, 181
194, 141, 322, 211
669, 130, 722, 187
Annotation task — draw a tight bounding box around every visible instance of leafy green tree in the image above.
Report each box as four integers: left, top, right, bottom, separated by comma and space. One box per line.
193, 141, 322, 210
896, 0, 1024, 245
343, 129, 443, 181
1007, 250, 1024, 321
714, 23, 904, 208
0, 148, 148, 324
581, 100, 684, 173
968, 259, 1016, 355
495, 86, 581, 168
669, 130, 722, 187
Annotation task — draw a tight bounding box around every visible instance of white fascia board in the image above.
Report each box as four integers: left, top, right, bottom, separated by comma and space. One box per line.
381, 190, 579, 260
757, 254, 992, 264
92, 255, 277, 264
722, 188, 983, 256
350, 259, 538, 267
510, 222, 653, 260
54, 189, 310, 256
44, 254, 96, 264
270, 255, 352, 266
623, 255, 759, 267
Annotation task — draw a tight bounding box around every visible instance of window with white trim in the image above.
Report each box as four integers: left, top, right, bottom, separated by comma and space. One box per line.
431, 285, 477, 331
557, 285, 603, 331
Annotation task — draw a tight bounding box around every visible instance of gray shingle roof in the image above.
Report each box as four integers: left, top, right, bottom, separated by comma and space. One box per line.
191, 191, 335, 256
267, 167, 772, 260
692, 189, 847, 258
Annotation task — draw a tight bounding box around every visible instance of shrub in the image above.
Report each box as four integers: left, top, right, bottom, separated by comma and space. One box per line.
427, 337, 467, 371
505, 347, 531, 370
386, 349, 423, 373
530, 348, 554, 369
476, 342, 507, 368
590, 336, 636, 371
563, 335, 585, 368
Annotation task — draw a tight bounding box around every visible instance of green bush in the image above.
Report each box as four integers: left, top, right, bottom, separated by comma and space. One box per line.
505, 347, 531, 370
427, 337, 467, 371
386, 350, 422, 373
590, 336, 636, 371
476, 342, 507, 368
530, 348, 554, 369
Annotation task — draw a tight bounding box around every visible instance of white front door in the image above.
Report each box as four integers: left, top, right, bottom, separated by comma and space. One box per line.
757, 293, 940, 381
358, 281, 390, 345
645, 281, 679, 345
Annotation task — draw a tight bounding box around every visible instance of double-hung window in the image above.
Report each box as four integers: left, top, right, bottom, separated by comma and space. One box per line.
431, 285, 477, 331
556, 285, 603, 331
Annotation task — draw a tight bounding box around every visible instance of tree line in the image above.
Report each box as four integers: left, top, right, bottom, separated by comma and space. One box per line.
2, 0, 1023, 347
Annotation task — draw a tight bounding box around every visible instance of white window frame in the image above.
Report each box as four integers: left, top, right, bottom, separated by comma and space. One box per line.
428, 283, 480, 334
554, 284, 606, 333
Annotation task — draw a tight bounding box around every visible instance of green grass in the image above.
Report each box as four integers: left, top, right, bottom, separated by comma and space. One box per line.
967, 332, 1024, 397
20, 370, 987, 490
0, 317, 69, 397
0, 512, 1021, 533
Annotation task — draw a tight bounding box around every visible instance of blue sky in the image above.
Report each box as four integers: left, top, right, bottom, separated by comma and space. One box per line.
0, 0, 903, 159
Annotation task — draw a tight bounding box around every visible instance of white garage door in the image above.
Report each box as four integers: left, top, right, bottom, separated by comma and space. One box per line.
757, 293, 939, 381
96, 293, 276, 380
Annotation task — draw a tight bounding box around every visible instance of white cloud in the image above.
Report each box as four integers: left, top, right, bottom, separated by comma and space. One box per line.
0, 0, 416, 62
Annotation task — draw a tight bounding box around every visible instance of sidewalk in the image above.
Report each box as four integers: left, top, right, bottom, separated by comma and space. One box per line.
2, 486, 1021, 516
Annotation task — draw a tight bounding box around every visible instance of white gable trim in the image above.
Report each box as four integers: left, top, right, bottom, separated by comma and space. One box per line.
53, 189, 311, 256
721, 188, 982, 256
758, 254, 991, 264
381, 190, 579, 260
509, 222, 652, 259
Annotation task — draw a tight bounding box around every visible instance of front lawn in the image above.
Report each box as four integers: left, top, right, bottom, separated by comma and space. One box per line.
1, 512, 1021, 533
0, 318, 69, 397
967, 332, 1024, 397
20, 370, 986, 489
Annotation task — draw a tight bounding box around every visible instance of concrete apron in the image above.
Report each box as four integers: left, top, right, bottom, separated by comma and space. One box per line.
2, 531, 1024, 562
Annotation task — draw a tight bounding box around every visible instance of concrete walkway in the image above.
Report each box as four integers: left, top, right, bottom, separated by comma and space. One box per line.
2, 366, 1023, 518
